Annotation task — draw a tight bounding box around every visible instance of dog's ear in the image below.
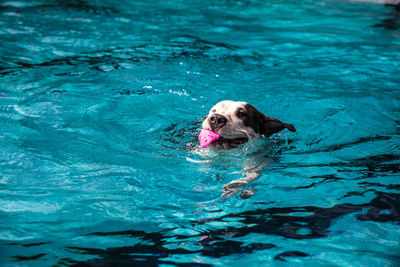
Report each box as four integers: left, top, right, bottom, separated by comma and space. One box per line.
262, 116, 296, 137
244, 104, 296, 137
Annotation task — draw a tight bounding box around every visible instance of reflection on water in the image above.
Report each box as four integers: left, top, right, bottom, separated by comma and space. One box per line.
1, 0, 399, 265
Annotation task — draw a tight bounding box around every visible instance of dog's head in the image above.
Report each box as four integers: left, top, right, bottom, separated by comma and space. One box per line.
202, 100, 296, 150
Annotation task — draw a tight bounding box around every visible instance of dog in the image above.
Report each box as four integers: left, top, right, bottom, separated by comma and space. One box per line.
201, 100, 296, 197
202, 100, 296, 150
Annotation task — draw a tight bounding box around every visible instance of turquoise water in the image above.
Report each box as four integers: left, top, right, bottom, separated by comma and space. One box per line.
1, 0, 400, 265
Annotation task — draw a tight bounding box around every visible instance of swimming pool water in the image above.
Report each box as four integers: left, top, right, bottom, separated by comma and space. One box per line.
1, 0, 399, 265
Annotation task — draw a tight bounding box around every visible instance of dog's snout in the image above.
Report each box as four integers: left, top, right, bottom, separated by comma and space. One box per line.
209, 114, 227, 129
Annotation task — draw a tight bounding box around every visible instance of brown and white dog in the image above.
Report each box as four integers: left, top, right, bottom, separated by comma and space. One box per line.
201, 100, 296, 197
202, 100, 296, 150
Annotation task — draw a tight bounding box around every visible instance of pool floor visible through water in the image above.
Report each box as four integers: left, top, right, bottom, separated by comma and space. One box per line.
0, 0, 399, 265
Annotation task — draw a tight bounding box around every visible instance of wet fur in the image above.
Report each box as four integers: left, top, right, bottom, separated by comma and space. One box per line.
201, 100, 296, 197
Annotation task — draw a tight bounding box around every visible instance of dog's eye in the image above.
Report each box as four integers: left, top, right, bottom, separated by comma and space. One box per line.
237, 110, 247, 118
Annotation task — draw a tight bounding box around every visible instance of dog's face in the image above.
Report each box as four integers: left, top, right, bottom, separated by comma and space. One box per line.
202, 100, 295, 150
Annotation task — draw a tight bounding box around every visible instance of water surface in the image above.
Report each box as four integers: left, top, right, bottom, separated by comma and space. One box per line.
0, 0, 399, 265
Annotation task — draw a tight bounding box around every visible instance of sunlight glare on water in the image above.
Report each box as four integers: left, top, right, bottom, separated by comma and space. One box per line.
0, 0, 399, 265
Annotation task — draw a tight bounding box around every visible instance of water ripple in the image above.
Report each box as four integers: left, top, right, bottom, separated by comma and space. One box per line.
1, 0, 399, 265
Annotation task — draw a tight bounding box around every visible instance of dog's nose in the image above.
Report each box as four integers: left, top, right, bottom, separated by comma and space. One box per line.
209, 114, 227, 129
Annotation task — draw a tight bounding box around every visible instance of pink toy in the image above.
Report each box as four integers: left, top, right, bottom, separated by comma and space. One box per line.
199, 129, 220, 148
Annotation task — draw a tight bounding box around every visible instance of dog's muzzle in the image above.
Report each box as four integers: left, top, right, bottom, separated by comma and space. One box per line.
209, 114, 227, 131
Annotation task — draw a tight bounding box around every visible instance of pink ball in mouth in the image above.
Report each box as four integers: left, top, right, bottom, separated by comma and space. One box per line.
198, 129, 221, 148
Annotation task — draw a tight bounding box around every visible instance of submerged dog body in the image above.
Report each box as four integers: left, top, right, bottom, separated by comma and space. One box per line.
199, 100, 296, 198
202, 100, 296, 150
